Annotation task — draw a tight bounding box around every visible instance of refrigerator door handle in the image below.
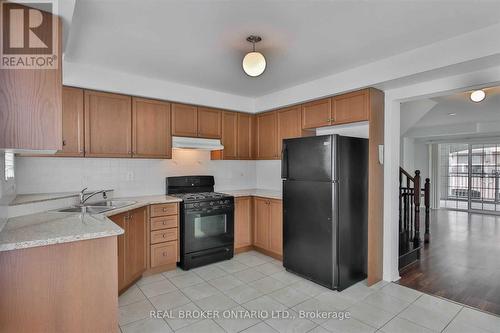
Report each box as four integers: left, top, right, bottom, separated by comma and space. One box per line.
281, 143, 289, 179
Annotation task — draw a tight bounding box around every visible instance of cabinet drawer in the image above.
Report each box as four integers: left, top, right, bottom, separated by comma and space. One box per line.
151, 241, 178, 267
150, 203, 178, 217
150, 215, 178, 231
151, 228, 178, 244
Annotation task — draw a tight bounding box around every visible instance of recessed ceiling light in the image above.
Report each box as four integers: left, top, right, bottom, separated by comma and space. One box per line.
448, 113, 457, 116
470, 90, 485, 102
242, 35, 266, 77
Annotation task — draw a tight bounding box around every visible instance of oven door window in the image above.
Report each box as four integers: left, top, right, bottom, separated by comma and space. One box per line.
193, 214, 227, 238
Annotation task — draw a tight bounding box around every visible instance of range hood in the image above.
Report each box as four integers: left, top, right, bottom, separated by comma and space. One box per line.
172, 136, 224, 150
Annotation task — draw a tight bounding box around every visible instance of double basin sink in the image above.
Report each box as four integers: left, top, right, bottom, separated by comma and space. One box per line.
57, 200, 137, 214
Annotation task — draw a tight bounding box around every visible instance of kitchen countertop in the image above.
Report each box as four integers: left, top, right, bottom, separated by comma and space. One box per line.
5, 190, 114, 206
0, 195, 182, 252
220, 189, 282, 200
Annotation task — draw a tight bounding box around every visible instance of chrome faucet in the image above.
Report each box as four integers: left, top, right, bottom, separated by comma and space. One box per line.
79, 187, 108, 206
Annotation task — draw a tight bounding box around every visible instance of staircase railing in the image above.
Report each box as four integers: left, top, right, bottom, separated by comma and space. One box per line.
399, 168, 431, 247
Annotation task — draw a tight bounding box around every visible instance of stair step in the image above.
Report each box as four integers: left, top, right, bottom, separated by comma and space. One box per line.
399, 241, 422, 270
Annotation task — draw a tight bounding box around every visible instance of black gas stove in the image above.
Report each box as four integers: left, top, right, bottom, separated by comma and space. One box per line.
166, 176, 234, 270
169, 191, 231, 202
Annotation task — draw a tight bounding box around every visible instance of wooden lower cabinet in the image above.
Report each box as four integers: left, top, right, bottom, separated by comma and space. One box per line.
268, 200, 283, 255
0, 237, 118, 332
126, 207, 148, 282
111, 202, 180, 294
151, 241, 178, 267
254, 197, 283, 257
149, 203, 180, 269
234, 197, 253, 250
112, 202, 180, 293
234, 196, 283, 258
110, 207, 147, 293
253, 197, 270, 249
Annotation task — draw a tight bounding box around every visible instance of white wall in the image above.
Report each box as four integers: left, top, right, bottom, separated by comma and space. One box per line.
400, 138, 429, 181
15, 150, 256, 197
0, 152, 17, 221
256, 161, 282, 192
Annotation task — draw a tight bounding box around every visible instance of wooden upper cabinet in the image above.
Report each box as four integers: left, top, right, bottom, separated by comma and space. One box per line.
132, 98, 171, 159
84, 91, 132, 157
57, 87, 84, 156
171, 103, 198, 137
220, 112, 238, 159
277, 106, 302, 154
235, 197, 253, 249
256, 111, 278, 160
237, 113, 253, 159
331, 89, 369, 124
269, 199, 283, 256
0, 12, 62, 151
198, 107, 222, 139
301, 98, 332, 129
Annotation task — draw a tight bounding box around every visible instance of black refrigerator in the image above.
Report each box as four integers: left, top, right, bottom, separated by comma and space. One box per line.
282, 134, 368, 291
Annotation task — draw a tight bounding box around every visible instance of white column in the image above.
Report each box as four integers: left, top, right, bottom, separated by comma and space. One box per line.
383, 97, 401, 282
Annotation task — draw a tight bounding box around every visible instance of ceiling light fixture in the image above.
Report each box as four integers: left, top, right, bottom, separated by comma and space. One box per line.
448, 113, 457, 116
470, 89, 486, 102
242, 35, 266, 77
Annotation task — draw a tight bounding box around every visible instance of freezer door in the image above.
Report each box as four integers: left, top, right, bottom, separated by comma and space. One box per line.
283, 180, 336, 288
282, 135, 333, 181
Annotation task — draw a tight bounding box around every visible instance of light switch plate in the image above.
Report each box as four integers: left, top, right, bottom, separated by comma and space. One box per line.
378, 145, 384, 165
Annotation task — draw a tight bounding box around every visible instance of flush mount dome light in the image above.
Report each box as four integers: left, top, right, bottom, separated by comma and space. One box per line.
242, 35, 266, 77
470, 89, 486, 102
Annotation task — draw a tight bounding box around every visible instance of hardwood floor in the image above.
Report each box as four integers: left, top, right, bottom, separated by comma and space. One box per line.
399, 209, 500, 316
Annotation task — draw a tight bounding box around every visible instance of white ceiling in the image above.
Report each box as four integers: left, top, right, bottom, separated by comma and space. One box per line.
414, 86, 500, 128
65, 0, 500, 97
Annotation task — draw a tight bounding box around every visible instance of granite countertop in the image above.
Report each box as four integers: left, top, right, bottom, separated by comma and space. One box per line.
220, 189, 282, 200
0, 190, 280, 252
0, 195, 182, 252
6, 190, 116, 206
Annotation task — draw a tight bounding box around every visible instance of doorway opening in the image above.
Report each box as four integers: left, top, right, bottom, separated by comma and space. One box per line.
397, 85, 500, 315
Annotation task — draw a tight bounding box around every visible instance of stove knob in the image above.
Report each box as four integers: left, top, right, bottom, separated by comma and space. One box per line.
210, 202, 214, 206
194, 203, 200, 208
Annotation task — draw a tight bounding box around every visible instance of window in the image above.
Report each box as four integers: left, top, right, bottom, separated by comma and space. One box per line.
4, 152, 14, 181
440, 143, 500, 212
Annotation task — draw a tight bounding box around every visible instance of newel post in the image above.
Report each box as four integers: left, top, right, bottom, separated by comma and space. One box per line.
413, 170, 421, 245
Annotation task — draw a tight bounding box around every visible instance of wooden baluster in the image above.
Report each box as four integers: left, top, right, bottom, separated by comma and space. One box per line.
413, 170, 421, 245
399, 171, 403, 233
424, 178, 431, 243
406, 177, 411, 241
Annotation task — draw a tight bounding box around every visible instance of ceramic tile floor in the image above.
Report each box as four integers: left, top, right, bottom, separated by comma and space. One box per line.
118, 251, 500, 333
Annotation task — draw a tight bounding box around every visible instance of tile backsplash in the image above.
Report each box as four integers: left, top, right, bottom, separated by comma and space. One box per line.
16, 149, 259, 197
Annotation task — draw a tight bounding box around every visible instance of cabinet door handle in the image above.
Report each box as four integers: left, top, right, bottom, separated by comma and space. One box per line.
162, 252, 168, 257
163, 208, 167, 212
